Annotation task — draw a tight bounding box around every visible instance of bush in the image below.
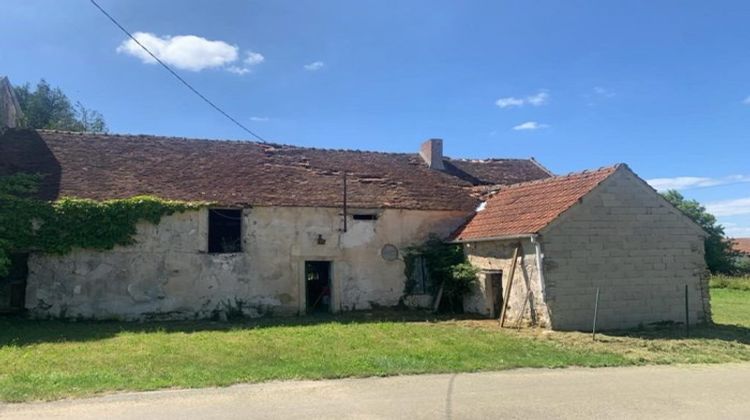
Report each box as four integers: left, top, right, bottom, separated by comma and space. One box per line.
403, 235, 478, 312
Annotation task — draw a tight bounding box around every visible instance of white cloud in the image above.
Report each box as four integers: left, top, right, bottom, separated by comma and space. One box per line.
647, 175, 750, 192
250, 116, 269, 122
226, 66, 250, 75
304, 61, 325, 71
743, 96, 750, 105
244, 51, 264, 65
526, 91, 549, 106
495, 90, 549, 108
512, 121, 548, 131
706, 197, 750, 217
117, 32, 238, 71
117, 32, 264, 75
593, 86, 616, 98
495, 97, 525, 108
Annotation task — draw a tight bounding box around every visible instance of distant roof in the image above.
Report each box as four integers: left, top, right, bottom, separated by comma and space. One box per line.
0, 129, 552, 211
733, 238, 750, 255
453, 165, 620, 241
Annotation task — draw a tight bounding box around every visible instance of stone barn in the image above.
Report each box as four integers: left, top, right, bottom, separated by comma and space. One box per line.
0, 128, 710, 328
453, 164, 711, 330
0, 129, 551, 319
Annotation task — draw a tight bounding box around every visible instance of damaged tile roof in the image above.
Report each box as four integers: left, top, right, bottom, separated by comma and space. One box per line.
0, 129, 552, 211
453, 165, 621, 241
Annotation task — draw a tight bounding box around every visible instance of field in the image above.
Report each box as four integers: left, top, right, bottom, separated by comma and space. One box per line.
0, 276, 748, 402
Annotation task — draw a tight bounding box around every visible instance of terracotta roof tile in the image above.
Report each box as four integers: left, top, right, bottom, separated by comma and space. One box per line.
453, 165, 620, 241
0, 129, 551, 211
733, 238, 750, 255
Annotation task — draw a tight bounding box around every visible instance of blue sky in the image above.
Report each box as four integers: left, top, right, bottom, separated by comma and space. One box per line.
1, 1, 749, 236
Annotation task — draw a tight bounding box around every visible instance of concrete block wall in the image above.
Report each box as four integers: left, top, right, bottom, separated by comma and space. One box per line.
464, 238, 550, 327
540, 168, 710, 330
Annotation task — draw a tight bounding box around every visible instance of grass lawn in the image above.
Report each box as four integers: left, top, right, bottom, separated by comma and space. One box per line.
1, 280, 748, 402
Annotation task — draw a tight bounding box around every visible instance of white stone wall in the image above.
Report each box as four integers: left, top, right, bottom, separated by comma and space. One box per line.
26, 207, 468, 320
463, 238, 550, 327
540, 168, 710, 330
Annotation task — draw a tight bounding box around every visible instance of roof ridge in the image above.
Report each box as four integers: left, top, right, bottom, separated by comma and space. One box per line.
445, 157, 536, 163
33, 129, 542, 162
34, 129, 415, 156
493, 163, 623, 192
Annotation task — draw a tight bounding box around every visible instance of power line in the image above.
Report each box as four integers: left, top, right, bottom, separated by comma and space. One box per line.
89, 0, 266, 142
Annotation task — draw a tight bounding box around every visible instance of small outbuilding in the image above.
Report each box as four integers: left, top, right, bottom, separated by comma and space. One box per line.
454, 164, 711, 330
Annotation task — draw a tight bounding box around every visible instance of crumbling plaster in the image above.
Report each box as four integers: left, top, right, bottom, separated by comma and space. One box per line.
26, 206, 468, 320
463, 238, 550, 327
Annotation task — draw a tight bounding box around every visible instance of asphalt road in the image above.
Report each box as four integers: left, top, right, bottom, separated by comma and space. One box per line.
2, 364, 749, 419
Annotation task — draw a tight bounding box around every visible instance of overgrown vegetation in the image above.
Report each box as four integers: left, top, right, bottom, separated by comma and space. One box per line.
12, 79, 108, 133
0, 173, 204, 276
662, 190, 742, 274
403, 235, 478, 311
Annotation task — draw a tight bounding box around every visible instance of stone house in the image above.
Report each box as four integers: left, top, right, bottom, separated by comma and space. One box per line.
0, 129, 710, 329
0, 129, 550, 319
453, 164, 710, 330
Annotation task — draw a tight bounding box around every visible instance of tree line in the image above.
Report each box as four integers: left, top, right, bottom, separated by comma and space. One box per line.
12, 79, 107, 133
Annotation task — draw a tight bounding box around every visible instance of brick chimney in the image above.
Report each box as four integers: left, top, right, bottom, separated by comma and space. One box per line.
419, 138, 445, 170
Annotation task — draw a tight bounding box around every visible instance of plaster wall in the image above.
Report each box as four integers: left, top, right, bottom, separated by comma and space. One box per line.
463, 238, 550, 327
26, 206, 468, 320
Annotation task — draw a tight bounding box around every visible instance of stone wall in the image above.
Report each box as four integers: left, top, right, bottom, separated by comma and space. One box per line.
540, 168, 710, 330
26, 206, 468, 320
463, 238, 550, 327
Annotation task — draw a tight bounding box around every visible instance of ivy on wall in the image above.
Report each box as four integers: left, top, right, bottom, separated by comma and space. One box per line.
0, 173, 205, 276
403, 234, 478, 311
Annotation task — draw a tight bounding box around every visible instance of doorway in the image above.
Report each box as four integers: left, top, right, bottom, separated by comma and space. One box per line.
487, 271, 503, 319
305, 261, 331, 313
0, 253, 28, 314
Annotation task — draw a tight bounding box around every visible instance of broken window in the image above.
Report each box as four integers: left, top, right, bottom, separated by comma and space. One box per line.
352, 214, 378, 221
208, 209, 243, 253
410, 256, 431, 294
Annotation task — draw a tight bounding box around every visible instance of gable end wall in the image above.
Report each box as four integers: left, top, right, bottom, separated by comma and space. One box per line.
540, 168, 710, 330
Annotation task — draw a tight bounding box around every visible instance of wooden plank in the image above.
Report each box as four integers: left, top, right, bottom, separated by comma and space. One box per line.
515, 290, 532, 330
499, 244, 521, 327
432, 281, 445, 313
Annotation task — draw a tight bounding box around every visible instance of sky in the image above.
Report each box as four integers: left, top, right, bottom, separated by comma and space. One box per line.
1, 1, 749, 236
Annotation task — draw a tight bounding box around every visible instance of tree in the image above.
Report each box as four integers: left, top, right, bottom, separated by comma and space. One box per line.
662, 190, 738, 274
13, 79, 107, 133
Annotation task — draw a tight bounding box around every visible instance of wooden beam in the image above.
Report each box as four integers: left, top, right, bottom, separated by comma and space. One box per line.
499, 244, 521, 327
432, 281, 445, 313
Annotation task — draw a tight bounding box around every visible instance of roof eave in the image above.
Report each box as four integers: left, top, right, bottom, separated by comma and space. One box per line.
449, 233, 538, 244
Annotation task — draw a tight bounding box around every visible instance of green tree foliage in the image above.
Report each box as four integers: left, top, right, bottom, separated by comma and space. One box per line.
662, 190, 738, 274
0, 174, 203, 277
13, 79, 107, 132
403, 235, 478, 311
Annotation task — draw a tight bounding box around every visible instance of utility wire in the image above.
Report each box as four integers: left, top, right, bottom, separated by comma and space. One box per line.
89, 0, 266, 142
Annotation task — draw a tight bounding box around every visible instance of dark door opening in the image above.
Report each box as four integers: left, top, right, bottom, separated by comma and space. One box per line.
305, 261, 331, 313
0, 253, 28, 314
487, 272, 503, 319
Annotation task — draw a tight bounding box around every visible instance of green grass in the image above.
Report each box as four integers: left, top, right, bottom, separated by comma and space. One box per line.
0, 316, 624, 402
711, 288, 750, 326
710, 274, 750, 291
1, 283, 749, 403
